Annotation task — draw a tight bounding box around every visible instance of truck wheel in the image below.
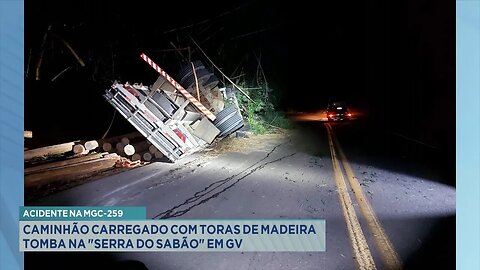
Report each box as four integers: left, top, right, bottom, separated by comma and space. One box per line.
177, 60, 205, 80
213, 105, 244, 137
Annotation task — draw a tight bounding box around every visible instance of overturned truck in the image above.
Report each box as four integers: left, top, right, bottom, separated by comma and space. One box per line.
104, 53, 244, 162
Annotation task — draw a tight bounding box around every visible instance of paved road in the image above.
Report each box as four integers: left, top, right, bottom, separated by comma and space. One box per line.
27, 121, 456, 270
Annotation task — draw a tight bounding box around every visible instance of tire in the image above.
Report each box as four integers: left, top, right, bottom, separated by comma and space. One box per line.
177, 61, 205, 80
218, 115, 244, 137
214, 105, 236, 120
202, 75, 219, 89
181, 69, 213, 89
213, 106, 244, 137
179, 66, 206, 84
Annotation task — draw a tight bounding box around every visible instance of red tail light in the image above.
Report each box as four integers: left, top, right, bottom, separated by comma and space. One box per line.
328, 114, 334, 118
347, 113, 352, 117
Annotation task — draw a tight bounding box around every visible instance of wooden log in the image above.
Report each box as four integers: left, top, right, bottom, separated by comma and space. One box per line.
143, 152, 152, 162
24, 142, 76, 160
131, 153, 141, 161
132, 141, 150, 153
99, 131, 143, 145
25, 153, 106, 175
123, 144, 135, 156
121, 137, 130, 145
102, 142, 112, 152
115, 142, 124, 152
154, 151, 163, 159
73, 144, 87, 155
24, 131, 33, 139
24, 154, 120, 188
97, 131, 144, 152
84, 140, 99, 151
148, 145, 159, 154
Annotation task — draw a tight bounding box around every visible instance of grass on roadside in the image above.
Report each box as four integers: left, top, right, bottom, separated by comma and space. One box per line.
235, 85, 293, 134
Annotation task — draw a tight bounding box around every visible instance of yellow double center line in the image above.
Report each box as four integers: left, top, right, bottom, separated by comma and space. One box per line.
325, 123, 402, 270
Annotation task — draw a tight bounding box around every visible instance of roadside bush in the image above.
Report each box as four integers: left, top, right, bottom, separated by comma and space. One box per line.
235, 84, 292, 134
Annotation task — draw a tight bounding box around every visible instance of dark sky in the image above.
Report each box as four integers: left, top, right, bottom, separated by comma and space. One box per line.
25, 1, 454, 147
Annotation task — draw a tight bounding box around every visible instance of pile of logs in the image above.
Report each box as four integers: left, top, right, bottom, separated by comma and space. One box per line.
99, 131, 164, 162
24, 132, 164, 189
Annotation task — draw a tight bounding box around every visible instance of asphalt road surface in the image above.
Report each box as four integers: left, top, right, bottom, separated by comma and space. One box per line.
26, 120, 456, 270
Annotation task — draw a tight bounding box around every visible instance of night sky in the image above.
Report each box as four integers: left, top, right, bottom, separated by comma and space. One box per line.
25, 1, 454, 151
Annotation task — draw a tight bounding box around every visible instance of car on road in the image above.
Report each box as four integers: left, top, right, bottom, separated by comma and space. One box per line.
326, 102, 352, 121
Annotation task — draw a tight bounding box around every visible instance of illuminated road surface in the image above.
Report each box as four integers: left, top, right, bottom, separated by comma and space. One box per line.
28, 119, 455, 270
